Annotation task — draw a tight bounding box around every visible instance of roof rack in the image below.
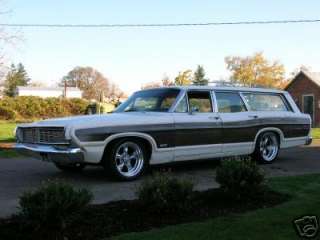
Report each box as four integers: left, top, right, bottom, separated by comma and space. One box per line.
193, 80, 270, 89
208, 80, 239, 87
192, 80, 245, 87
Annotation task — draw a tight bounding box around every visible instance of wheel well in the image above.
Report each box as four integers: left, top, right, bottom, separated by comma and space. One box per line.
101, 136, 153, 164
255, 130, 281, 147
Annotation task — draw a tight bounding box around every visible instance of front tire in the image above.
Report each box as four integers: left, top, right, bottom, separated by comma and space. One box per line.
103, 139, 147, 181
252, 132, 279, 163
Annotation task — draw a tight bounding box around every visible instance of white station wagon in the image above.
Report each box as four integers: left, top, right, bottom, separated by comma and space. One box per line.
15, 86, 312, 180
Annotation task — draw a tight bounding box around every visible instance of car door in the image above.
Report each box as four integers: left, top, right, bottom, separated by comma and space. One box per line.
172, 90, 223, 161
214, 91, 257, 156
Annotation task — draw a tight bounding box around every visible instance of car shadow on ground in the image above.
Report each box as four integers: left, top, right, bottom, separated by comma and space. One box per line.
51, 158, 221, 180
47, 142, 320, 183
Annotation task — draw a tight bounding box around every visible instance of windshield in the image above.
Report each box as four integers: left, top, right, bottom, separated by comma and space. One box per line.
115, 88, 181, 112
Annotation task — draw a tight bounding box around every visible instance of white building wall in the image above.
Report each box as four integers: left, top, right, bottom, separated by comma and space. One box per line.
65, 90, 82, 98
18, 89, 63, 98
16, 87, 83, 99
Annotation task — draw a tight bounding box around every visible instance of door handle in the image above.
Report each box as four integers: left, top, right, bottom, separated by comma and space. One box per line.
248, 115, 258, 119
209, 116, 220, 120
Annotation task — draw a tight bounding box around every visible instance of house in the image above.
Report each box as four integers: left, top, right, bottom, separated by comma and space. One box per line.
16, 86, 82, 99
285, 70, 320, 127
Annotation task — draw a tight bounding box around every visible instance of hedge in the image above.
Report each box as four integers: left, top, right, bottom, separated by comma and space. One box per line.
0, 96, 90, 120
0, 105, 17, 120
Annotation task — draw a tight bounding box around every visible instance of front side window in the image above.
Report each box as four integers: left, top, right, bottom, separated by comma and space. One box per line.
115, 88, 180, 112
216, 92, 247, 113
242, 93, 288, 111
187, 91, 213, 113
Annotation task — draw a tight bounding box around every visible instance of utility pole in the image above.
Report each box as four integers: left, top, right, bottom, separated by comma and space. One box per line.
64, 80, 67, 98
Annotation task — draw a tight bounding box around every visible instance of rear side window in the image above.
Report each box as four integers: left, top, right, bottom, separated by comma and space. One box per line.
242, 93, 288, 111
216, 92, 247, 113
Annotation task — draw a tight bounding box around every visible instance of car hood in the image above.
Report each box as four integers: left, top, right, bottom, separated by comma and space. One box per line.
18, 112, 173, 130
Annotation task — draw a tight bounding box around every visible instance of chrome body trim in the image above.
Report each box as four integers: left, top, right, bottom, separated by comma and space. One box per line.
16, 126, 68, 145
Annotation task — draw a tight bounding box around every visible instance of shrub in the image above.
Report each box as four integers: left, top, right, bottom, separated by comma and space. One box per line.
0, 105, 17, 120
67, 98, 89, 115
136, 172, 194, 213
0, 96, 90, 120
216, 157, 266, 200
18, 181, 93, 237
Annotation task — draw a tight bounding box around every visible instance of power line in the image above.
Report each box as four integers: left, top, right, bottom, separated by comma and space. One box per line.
0, 19, 320, 28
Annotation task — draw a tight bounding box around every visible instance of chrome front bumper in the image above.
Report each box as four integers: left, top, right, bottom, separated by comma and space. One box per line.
14, 143, 84, 164
305, 137, 313, 146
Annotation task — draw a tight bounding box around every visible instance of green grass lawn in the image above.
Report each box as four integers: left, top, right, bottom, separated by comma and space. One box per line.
0, 122, 18, 158
0, 122, 16, 143
312, 128, 320, 139
113, 174, 320, 240
0, 149, 20, 158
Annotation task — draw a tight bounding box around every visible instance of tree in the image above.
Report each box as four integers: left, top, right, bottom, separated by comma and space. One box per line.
175, 70, 192, 86
225, 52, 286, 89
141, 75, 174, 90
108, 82, 126, 104
0, 6, 22, 81
141, 81, 162, 90
4, 63, 30, 96
192, 65, 209, 85
161, 75, 174, 86
61, 66, 111, 100
29, 81, 46, 87
289, 65, 311, 79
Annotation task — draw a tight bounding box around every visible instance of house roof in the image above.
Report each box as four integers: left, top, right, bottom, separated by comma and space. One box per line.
303, 71, 320, 86
285, 70, 320, 90
16, 86, 82, 92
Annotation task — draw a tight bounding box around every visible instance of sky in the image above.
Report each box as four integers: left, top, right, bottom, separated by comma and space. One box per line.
2, 0, 320, 94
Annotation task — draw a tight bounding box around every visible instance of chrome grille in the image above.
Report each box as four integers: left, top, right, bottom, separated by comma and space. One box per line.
20, 127, 67, 144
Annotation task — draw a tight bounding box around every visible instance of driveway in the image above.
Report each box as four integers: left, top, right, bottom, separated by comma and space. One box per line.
0, 140, 319, 218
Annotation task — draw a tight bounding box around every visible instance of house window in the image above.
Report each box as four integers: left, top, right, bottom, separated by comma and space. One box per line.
302, 94, 315, 124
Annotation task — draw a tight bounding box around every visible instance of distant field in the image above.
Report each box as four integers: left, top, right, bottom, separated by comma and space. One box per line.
0, 122, 17, 158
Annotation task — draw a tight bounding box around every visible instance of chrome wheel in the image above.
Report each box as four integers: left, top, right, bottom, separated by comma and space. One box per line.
259, 133, 279, 162
114, 141, 144, 178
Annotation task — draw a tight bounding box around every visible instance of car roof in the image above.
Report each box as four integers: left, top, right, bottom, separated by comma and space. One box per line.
140, 85, 287, 94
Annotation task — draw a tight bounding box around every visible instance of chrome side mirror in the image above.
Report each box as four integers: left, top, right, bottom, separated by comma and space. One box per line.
190, 106, 199, 114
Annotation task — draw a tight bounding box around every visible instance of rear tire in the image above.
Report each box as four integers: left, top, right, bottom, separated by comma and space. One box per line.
252, 132, 279, 164
103, 139, 147, 181
54, 162, 85, 172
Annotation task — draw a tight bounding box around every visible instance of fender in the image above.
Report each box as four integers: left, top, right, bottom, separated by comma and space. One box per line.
251, 127, 284, 152
103, 132, 158, 151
